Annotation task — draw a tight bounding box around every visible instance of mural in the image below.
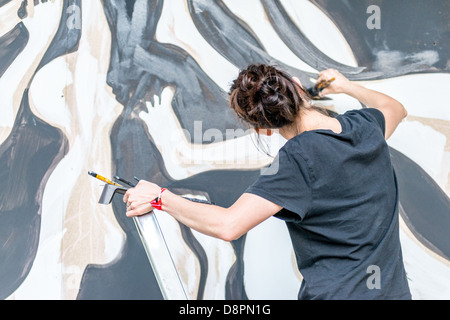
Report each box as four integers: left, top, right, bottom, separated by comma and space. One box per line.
0, 0, 449, 300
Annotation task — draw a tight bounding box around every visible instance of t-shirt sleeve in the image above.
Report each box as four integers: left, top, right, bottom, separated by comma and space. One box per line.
245, 148, 312, 222
358, 108, 386, 136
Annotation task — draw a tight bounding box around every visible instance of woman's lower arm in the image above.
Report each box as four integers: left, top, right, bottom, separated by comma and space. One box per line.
124, 181, 281, 242
161, 190, 236, 241
343, 82, 407, 138
342, 82, 392, 108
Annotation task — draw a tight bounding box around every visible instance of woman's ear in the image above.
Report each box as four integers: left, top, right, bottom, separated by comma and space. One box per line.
292, 76, 303, 88
292, 76, 311, 101
255, 128, 274, 136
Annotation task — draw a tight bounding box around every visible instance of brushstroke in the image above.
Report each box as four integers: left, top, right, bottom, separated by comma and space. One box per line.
82, 2, 265, 297
77, 216, 164, 300
0, 90, 68, 299
186, 0, 266, 66
0, 23, 29, 78
132, 43, 245, 139
103, 0, 244, 140
77, 0, 173, 299
0, 0, 80, 299
0, 0, 12, 8
178, 223, 208, 299
17, 0, 28, 19
36, 0, 82, 73
260, 0, 372, 78
187, 0, 315, 87
167, 168, 262, 299
226, 238, 247, 300
310, 0, 450, 74
78, 85, 259, 299
390, 148, 450, 260
77, 107, 167, 299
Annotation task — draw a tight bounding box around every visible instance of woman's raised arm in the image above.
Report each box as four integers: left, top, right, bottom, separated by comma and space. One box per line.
317, 69, 408, 139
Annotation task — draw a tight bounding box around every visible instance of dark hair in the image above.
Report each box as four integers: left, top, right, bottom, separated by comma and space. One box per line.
228, 64, 310, 129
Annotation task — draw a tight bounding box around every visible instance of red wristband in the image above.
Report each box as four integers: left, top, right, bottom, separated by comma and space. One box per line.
150, 188, 167, 210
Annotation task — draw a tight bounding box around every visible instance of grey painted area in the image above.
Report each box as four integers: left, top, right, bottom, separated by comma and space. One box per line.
0, 91, 68, 299
391, 148, 450, 261
0, 0, 78, 299
311, 0, 450, 74
0, 0, 12, 8
0, 23, 29, 78
261, 0, 370, 77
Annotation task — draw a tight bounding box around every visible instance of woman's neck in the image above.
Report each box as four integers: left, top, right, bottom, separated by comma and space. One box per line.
280, 108, 342, 140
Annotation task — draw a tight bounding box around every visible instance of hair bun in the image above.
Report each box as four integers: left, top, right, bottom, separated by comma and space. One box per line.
238, 65, 264, 93
229, 64, 305, 129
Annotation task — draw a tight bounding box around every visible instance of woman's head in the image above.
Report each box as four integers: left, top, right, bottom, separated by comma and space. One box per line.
229, 64, 310, 130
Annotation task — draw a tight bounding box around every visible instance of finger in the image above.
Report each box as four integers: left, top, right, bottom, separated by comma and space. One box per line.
316, 72, 326, 83
136, 179, 148, 187
316, 72, 332, 84
127, 198, 143, 209
319, 87, 332, 97
126, 203, 154, 217
123, 190, 130, 203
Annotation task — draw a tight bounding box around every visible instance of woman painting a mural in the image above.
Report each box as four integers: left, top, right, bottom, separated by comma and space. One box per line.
123, 65, 411, 300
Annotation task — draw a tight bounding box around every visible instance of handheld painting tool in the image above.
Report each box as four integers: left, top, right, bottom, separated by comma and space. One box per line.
88, 171, 123, 187
114, 175, 136, 187
307, 77, 335, 99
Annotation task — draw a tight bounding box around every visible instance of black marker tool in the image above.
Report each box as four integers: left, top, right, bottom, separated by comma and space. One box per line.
114, 175, 136, 187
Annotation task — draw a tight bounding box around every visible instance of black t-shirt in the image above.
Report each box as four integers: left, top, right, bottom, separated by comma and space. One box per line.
246, 108, 411, 300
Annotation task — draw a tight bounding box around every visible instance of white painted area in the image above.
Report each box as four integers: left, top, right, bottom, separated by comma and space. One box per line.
190, 229, 236, 299
29, 57, 73, 134
0, 0, 62, 129
400, 221, 450, 300
223, 0, 317, 73
373, 50, 440, 74
0, 1, 23, 38
8, 233, 64, 299
362, 74, 450, 121
8, 0, 124, 299
244, 217, 302, 299
315, 93, 363, 114
361, 73, 450, 195
156, 0, 238, 91
140, 86, 284, 180
279, 0, 358, 67
388, 121, 447, 189
10, 147, 79, 299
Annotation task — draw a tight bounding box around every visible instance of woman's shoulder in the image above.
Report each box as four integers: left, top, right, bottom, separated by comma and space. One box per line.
283, 127, 334, 154
340, 108, 386, 134
280, 131, 322, 165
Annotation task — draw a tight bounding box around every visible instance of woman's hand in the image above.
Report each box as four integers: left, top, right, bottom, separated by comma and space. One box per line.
317, 69, 407, 139
123, 180, 160, 217
315, 69, 351, 97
